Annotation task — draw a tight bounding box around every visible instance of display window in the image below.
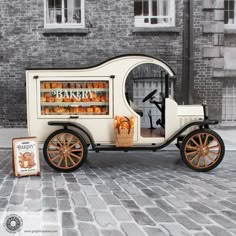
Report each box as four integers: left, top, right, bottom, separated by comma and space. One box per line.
38, 79, 111, 118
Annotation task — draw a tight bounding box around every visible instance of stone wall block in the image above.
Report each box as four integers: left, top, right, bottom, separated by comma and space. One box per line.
213, 69, 224, 77
203, 22, 224, 33
203, 0, 224, 9
203, 47, 220, 58
212, 58, 224, 69
214, 10, 224, 21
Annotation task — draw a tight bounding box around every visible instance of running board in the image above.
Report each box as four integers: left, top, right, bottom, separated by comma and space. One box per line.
94, 144, 159, 152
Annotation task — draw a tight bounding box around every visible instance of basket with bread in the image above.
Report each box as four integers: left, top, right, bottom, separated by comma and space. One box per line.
114, 116, 135, 147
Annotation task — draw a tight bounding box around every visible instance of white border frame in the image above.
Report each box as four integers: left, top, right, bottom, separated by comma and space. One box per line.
44, 0, 85, 28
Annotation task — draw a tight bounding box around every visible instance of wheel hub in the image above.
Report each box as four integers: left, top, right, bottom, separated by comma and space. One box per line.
60, 146, 71, 156
197, 145, 209, 156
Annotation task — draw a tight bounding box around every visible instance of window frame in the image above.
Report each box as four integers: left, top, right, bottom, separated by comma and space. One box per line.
224, 0, 236, 28
134, 0, 175, 28
37, 77, 113, 119
44, 0, 85, 29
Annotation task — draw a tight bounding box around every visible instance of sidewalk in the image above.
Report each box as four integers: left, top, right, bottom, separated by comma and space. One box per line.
0, 127, 235, 150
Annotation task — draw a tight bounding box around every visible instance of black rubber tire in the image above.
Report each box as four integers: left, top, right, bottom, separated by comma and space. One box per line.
180, 129, 225, 172
43, 129, 88, 172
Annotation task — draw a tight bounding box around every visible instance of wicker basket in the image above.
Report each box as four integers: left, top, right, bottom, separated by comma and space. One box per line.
115, 120, 134, 147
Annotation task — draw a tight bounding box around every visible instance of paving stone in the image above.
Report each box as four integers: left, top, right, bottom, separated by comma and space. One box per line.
141, 189, 160, 199
130, 210, 156, 226
43, 197, 57, 208
89, 177, 103, 184
58, 200, 71, 210
194, 233, 211, 236
67, 183, 80, 192
27, 189, 41, 199
206, 225, 234, 236
95, 185, 110, 194
121, 200, 139, 209
219, 201, 236, 211
171, 191, 194, 202
7, 205, 23, 212
133, 182, 146, 189
77, 177, 92, 185
182, 210, 213, 224
132, 195, 154, 206
102, 194, 121, 205
2, 180, 14, 186
165, 196, 188, 209
62, 212, 74, 228
0, 198, 8, 208
110, 207, 132, 221
188, 201, 216, 214
43, 209, 58, 224
56, 189, 69, 199
174, 214, 202, 230
55, 176, 65, 189
105, 181, 121, 191
222, 210, 236, 222
94, 211, 116, 227
25, 199, 42, 211
0, 186, 12, 197
144, 227, 169, 236
209, 214, 236, 228
63, 229, 79, 236
120, 223, 146, 236
150, 187, 169, 196
81, 186, 97, 196
122, 185, 141, 195
42, 187, 55, 196
162, 223, 192, 236
199, 198, 226, 211
113, 191, 130, 199
146, 207, 174, 222
101, 229, 124, 236
71, 192, 86, 206
65, 177, 77, 183
78, 222, 99, 236
155, 199, 177, 213
9, 195, 24, 205
13, 186, 25, 195
28, 180, 41, 188
87, 196, 106, 209
75, 207, 93, 221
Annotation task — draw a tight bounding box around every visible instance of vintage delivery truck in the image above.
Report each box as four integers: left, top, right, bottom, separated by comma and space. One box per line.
26, 55, 225, 172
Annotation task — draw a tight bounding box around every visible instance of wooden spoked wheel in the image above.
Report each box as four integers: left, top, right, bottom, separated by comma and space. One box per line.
180, 129, 225, 172
43, 129, 87, 172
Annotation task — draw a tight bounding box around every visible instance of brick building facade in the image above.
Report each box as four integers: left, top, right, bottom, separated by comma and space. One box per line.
0, 0, 235, 127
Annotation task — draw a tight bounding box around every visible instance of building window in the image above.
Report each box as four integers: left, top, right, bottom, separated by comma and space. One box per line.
45, 0, 84, 28
134, 0, 175, 27
224, 0, 236, 27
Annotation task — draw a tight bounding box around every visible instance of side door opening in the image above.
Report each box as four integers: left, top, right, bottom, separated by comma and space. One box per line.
125, 63, 174, 138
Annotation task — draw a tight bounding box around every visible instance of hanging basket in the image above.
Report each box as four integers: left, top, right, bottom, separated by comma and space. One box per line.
115, 120, 134, 147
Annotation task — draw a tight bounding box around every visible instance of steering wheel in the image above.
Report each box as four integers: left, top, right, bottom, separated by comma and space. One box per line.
142, 89, 157, 103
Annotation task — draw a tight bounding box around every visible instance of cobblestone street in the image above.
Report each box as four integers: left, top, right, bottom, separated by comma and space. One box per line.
0, 149, 236, 236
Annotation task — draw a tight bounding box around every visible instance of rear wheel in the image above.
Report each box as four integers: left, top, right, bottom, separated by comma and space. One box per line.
180, 129, 225, 172
43, 129, 87, 172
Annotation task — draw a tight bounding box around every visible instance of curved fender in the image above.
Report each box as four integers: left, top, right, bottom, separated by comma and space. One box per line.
48, 121, 96, 149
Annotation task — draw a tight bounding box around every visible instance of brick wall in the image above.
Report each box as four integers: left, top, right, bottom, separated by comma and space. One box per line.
193, 0, 224, 121
0, 0, 184, 128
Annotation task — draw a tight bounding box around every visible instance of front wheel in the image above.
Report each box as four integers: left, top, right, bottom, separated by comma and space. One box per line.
180, 129, 225, 172
43, 129, 88, 172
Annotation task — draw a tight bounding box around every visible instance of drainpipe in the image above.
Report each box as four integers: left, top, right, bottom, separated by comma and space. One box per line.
189, 0, 194, 104
183, 0, 194, 104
